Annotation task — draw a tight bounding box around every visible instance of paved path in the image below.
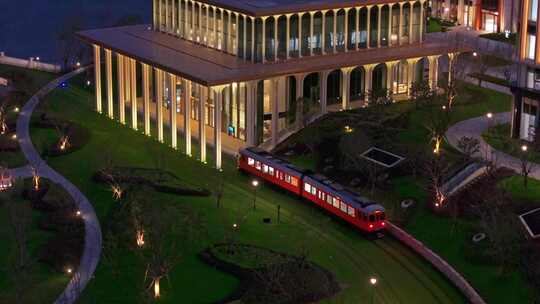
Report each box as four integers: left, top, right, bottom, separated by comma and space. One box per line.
446, 111, 540, 180
9, 67, 101, 304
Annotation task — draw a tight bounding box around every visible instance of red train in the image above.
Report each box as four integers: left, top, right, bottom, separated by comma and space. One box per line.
238, 147, 386, 233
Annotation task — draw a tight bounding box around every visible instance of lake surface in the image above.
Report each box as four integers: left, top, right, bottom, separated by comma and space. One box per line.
1, 0, 151, 63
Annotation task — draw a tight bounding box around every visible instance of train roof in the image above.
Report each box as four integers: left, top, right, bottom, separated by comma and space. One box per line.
304, 174, 384, 212
240, 147, 306, 177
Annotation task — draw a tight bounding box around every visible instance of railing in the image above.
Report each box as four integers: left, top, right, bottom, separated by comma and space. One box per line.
441, 162, 486, 196
425, 31, 515, 60
0, 52, 61, 73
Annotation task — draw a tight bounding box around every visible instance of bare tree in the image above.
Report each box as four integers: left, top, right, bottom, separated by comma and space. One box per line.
213, 173, 225, 208
518, 147, 534, 188
424, 154, 451, 208
410, 80, 434, 108
57, 15, 90, 71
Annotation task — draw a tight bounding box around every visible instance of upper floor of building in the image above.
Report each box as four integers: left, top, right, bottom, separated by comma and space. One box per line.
152, 0, 428, 63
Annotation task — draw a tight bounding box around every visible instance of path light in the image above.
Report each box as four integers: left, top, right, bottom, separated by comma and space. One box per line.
66, 268, 73, 274
370, 277, 378, 304
252, 180, 259, 187
36, 57, 40, 61
11, 134, 17, 140
344, 125, 353, 133
486, 112, 492, 119
76, 62, 81, 67
232, 223, 238, 229
86, 80, 91, 86
13, 107, 19, 113
522, 145, 528, 152
76, 210, 81, 217
442, 105, 446, 110
370, 277, 377, 285
473, 52, 478, 57
252, 180, 259, 210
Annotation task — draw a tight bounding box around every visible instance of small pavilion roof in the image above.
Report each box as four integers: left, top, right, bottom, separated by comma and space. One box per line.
78, 25, 465, 87
201, 0, 407, 17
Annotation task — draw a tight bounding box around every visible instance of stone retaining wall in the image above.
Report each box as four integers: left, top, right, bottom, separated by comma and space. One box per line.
387, 222, 486, 304
0, 52, 61, 73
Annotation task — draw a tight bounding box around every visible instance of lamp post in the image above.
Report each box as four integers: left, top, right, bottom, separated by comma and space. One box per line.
252, 180, 259, 210
369, 277, 378, 304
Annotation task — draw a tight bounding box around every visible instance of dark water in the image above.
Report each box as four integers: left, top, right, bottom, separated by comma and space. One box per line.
0, 0, 151, 63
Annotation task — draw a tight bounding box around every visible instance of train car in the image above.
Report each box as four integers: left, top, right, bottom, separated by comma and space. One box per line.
302, 174, 386, 232
238, 147, 304, 195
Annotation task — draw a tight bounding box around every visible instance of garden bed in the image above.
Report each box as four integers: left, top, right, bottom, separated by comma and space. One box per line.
200, 243, 340, 304
94, 166, 211, 196
31, 115, 90, 157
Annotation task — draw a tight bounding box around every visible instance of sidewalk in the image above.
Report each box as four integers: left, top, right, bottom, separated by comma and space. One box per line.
446, 112, 540, 180
10, 66, 102, 304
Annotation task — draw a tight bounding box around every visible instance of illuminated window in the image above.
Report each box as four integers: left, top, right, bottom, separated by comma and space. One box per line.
326, 195, 333, 204
340, 202, 348, 212
285, 175, 291, 183
311, 186, 317, 195
347, 206, 355, 217
304, 183, 311, 193
291, 177, 298, 187
268, 167, 274, 176
255, 161, 261, 170
332, 197, 340, 208
263, 164, 268, 173
248, 157, 255, 166
528, 35, 536, 60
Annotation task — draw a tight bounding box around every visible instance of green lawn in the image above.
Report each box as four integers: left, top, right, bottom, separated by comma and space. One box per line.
0, 184, 69, 304
483, 123, 540, 163
0, 64, 56, 168
29, 74, 466, 303
277, 82, 535, 303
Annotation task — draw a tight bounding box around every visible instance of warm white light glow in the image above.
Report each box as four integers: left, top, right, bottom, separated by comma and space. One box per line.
252, 180, 259, 187
442, 105, 446, 110
59, 136, 69, 151
522, 145, 528, 152
136, 230, 145, 247
66, 268, 73, 274
76, 62, 81, 67
154, 279, 160, 298
36, 57, 40, 61
486, 112, 492, 119
370, 277, 377, 285
473, 52, 478, 57
232, 223, 238, 229
76, 210, 81, 217
11, 134, 17, 140
13, 107, 19, 113
111, 184, 123, 200
32, 168, 40, 191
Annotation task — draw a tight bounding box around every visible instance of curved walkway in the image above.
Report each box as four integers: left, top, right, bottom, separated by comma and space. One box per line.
10, 67, 101, 304
446, 111, 540, 179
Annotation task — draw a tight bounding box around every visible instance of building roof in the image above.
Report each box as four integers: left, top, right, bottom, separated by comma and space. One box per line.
78, 25, 464, 87
202, 0, 403, 16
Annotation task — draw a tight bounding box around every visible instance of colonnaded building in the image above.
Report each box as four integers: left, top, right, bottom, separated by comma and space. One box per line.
78, 0, 464, 170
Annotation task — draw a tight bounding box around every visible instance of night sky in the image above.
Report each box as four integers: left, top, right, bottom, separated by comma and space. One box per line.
1, 0, 151, 63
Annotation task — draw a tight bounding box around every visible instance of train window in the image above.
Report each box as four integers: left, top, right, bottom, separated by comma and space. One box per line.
318, 191, 325, 200
347, 206, 355, 216
263, 164, 268, 173
255, 161, 261, 170
326, 195, 333, 204
291, 177, 298, 187
248, 157, 255, 166
304, 183, 311, 193
268, 166, 274, 176
369, 215, 375, 222
285, 175, 291, 183
340, 202, 347, 212
332, 197, 339, 208
311, 186, 317, 195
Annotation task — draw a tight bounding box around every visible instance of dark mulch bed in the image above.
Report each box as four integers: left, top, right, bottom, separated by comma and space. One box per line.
0, 133, 19, 152
93, 166, 210, 197
22, 180, 85, 273
32, 114, 91, 157
199, 243, 341, 304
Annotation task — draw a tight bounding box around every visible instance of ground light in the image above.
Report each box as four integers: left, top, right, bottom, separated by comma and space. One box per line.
486, 112, 493, 119
522, 145, 528, 152
370, 277, 378, 304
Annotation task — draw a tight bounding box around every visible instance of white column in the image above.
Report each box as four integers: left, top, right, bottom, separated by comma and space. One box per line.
117, 53, 125, 124
143, 63, 151, 136
205, 5, 210, 45
310, 12, 315, 55
274, 15, 279, 61
158, 0, 163, 30
377, 5, 382, 47
245, 81, 257, 146
214, 7, 218, 48
298, 13, 303, 58
178, 0, 182, 36
172, 0, 176, 33
251, 17, 255, 62
262, 17, 267, 62
364, 64, 377, 103
286, 14, 291, 59
407, 58, 420, 96
153, 0, 159, 29
130, 59, 137, 130
322, 11, 327, 54
93, 45, 102, 114
409, 2, 414, 44
355, 7, 360, 50
170, 73, 177, 148
220, 9, 225, 50
213, 85, 226, 170
419, 1, 425, 42
385, 61, 398, 95
156, 68, 164, 142
428, 55, 440, 90
185, 1, 190, 38
320, 70, 329, 114
399, 2, 404, 46
366, 6, 372, 48
344, 8, 349, 51
243, 14, 247, 59
388, 4, 393, 46
270, 78, 279, 147
183, 79, 192, 155
105, 49, 113, 118
341, 67, 354, 110
333, 9, 337, 53
124, 56, 131, 115
191, 1, 196, 41
199, 85, 207, 163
